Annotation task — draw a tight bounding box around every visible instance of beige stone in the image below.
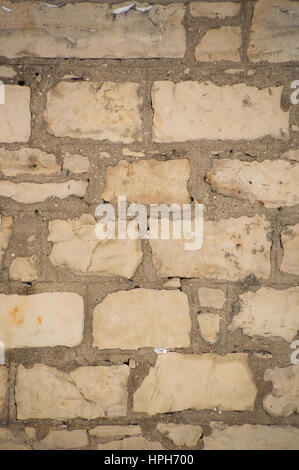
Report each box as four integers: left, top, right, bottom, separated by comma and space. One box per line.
163, 278, 181, 288
0, 66, 16, 77
36, 430, 88, 450
152, 82, 289, 142
198, 287, 226, 309
134, 353, 257, 414
150, 215, 271, 281
195, 27, 241, 62
0, 428, 31, 450
63, 153, 90, 174
0, 368, 8, 417
97, 436, 164, 450
122, 148, 145, 157
282, 149, 299, 162
207, 159, 299, 208
0, 180, 87, 204
0, 2, 185, 58
0, 293, 84, 348
0, 214, 12, 266
0, 85, 31, 143
93, 289, 191, 350
101, 159, 190, 205
9, 256, 38, 282
248, 0, 299, 63
48, 215, 142, 278
230, 287, 299, 342
45, 81, 142, 143
0, 148, 60, 176
198, 314, 220, 344
24, 427, 36, 440
16, 363, 129, 420
157, 423, 203, 447
263, 365, 299, 417
190, 2, 240, 18
89, 425, 141, 439
281, 224, 299, 276
204, 422, 299, 450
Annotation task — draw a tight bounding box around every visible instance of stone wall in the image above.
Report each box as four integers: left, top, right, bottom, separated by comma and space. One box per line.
0, 0, 299, 450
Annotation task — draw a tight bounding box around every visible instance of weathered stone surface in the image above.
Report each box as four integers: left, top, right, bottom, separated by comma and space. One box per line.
198, 287, 226, 309
282, 149, 299, 162
101, 159, 190, 205
0, 368, 8, 417
152, 82, 289, 142
0, 148, 60, 176
16, 363, 129, 419
93, 289, 191, 350
163, 278, 181, 288
45, 82, 142, 143
0, 2, 186, 58
36, 430, 88, 450
0, 293, 84, 348
97, 436, 164, 450
48, 214, 142, 278
63, 153, 90, 174
207, 159, 299, 208
190, 2, 240, 18
281, 224, 299, 276
0, 66, 16, 77
0, 215, 12, 267
157, 423, 203, 447
150, 215, 271, 281
263, 365, 299, 417
89, 425, 141, 439
0, 427, 30, 450
0, 85, 31, 143
204, 422, 299, 450
248, 0, 299, 63
134, 353, 257, 414
230, 287, 299, 342
0, 180, 87, 203
9, 256, 38, 282
198, 313, 220, 344
195, 27, 241, 62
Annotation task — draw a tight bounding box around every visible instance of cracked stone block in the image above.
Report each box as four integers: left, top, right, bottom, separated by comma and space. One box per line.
0, 148, 60, 176
0, 85, 31, 143
281, 224, 299, 276
9, 256, 38, 282
157, 423, 203, 447
195, 27, 241, 62
36, 430, 88, 450
190, 2, 240, 18
263, 365, 299, 417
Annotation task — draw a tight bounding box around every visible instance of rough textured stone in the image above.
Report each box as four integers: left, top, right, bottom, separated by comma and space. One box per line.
163, 278, 181, 288
0, 427, 30, 450
207, 159, 299, 208
157, 423, 203, 447
45, 82, 142, 143
97, 436, 164, 450
36, 430, 88, 450
248, 0, 299, 63
281, 224, 299, 276
48, 214, 142, 278
134, 353, 257, 414
0, 368, 8, 417
230, 287, 299, 342
282, 149, 299, 162
0, 148, 60, 176
0, 215, 13, 267
198, 313, 220, 344
0, 2, 185, 58
0, 66, 16, 77
198, 287, 226, 309
0, 85, 31, 143
0, 180, 87, 203
150, 215, 271, 281
190, 2, 240, 18
16, 363, 129, 419
101, 159, 190, 205
263, 365, 299, 417
93, 288, 191, 350
9, 256, 38, 282
195, 27, 241, 62
152, 82, 289, 142
204, 422, 299, 450
0, 293, 84, 348
89, 425, 141, 439
63, 153, 90, 174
